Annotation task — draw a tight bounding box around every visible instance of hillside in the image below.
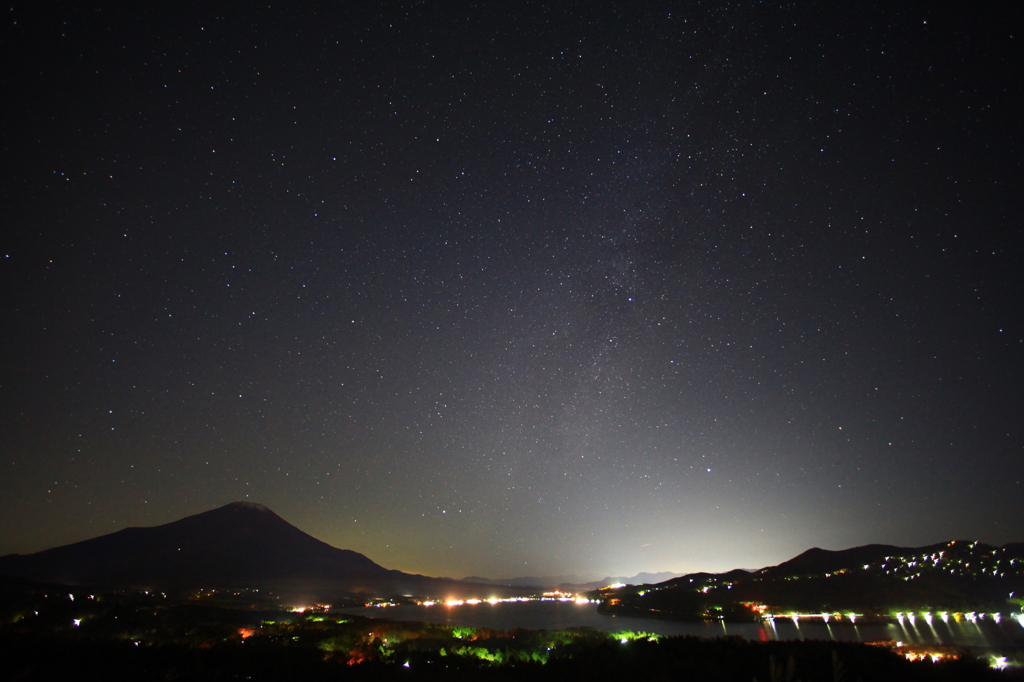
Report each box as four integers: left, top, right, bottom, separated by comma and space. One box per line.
599, 540, 1024, 619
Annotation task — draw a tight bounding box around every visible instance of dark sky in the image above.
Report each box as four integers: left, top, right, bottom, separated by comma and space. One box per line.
2, 1, 1022, 580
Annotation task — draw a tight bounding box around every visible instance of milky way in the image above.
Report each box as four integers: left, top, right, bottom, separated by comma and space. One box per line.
2, 1, 1021, 579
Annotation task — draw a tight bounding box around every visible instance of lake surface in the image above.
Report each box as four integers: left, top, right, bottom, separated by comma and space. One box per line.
337, 601, 1024, 649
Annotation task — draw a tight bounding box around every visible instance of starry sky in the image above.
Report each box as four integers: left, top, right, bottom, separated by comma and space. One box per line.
2, 1, 1022, 581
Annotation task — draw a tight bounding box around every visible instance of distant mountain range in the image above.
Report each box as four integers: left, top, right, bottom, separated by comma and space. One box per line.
461, 572, 685, 591
0, 502, 523, 601
5, 503, 1021, 617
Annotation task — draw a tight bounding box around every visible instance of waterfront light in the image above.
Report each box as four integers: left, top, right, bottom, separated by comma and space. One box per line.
992, 657, 1009, 670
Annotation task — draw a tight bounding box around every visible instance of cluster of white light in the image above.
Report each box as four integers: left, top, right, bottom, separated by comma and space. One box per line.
359, 595, 598, 609
859, 543, 1023, 583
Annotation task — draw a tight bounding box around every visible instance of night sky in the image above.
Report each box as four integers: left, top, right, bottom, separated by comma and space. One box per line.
2, 1, 1022, 581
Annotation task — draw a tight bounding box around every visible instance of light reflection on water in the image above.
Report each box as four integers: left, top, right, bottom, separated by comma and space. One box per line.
336, 602, 1024, 648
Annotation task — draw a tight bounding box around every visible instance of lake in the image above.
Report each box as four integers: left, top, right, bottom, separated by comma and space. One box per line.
337, 601, 1024, 649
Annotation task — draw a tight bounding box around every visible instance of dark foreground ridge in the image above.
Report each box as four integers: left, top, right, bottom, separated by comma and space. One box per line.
0, 502, 517, 600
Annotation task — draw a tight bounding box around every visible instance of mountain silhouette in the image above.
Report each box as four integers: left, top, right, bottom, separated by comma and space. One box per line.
0, 502, 513, 600
461, 571, 687, 591
755, 544, 912, 578
601, 539, 1024, 618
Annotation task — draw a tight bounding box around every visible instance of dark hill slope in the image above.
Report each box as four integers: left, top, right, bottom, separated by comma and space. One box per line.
757, 544, 909, 578
599, 540, 1024, 618
0, 502, 510, 599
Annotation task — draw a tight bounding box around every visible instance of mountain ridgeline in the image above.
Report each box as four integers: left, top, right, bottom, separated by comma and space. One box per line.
461, 571, 684, 591
0, 502, 522, 600
598, 540, 1024, 619
2, 503, 1022, 617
